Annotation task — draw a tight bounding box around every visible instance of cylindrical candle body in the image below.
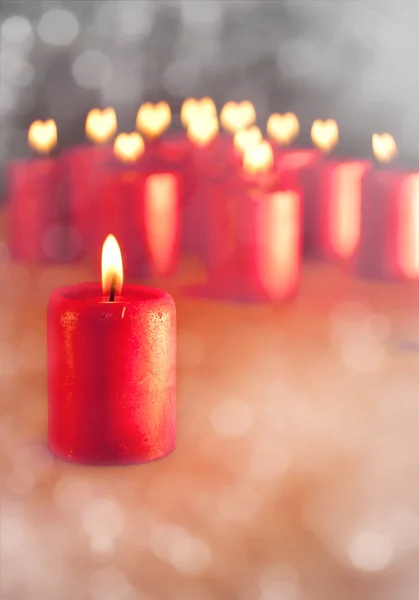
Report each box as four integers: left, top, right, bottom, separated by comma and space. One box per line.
48, 283, 176, 465
298, 158, 327, 258
64, 145, 113, 259
321, 159, 372, 262
8, 158, 67, 262
352, 168, 402, 279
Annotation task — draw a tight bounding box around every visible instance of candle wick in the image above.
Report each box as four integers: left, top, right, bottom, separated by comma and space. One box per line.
109, 276, 116, 302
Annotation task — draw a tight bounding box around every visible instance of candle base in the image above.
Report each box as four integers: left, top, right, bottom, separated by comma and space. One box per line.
48, 441, 176, 466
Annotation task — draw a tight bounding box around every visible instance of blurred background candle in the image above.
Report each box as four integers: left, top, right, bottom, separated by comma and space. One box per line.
92, 132, 148, 278
220, 100, 256, 135
267, 112, 300, 150
8, 119, 67, 262
299, 118, 340, 258
64, 107, 117, 259
354, 133, 405, 279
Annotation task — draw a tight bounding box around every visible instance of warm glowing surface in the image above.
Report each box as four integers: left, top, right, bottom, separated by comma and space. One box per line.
187, 114, 219, 147
220, 101, 256, 133
398, 174, 419, 278
242, 141, 274, 174
372, 133, 397, 164
276, 150, 317, 171
144, 173, 178, 276
234, 126, 262, 154
85, 108, 117, 144
311, 119, 339, 154
28, 119, 57, 154
328, 162, 370, 259
113, 132, 144, 163
181, 97, 216, 128
101, 234, 123, 296
267, 112, 300, 146
259, 191, 300, 298
136, 102, 172, 139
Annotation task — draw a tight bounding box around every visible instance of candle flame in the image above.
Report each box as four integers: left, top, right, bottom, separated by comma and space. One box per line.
267, 112, 300, 146
114, 132, 144, 163
220, 101, 256, 133
187, 114, 219, 147
372, 133, 397, 164
243, 141, 274, 174
102, 234, 123, 297
234, 126, 263, 154
28, 119, 57, 154
136, 101, 171, 139
311, 119, 339, 154
85, 107, 117, 144
181, 97, 216, 128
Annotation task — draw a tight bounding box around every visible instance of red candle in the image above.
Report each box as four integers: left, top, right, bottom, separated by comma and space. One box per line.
321, 159, 372, 261
48, 234, 176, 465
8, 119, 67, 261
202, 143, 302, 301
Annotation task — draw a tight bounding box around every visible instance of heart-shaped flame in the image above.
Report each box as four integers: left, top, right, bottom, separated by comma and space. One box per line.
243, 141, 274, 174
114, 132, 145, 163
267, 112, 300, 146
181, 97, 216, 128
86, 107, 117, 144
28, 119, 57, 154
234, 126, 263, 154
136, 102, 171, 139
187, 114, 219, 147
311, 119, 339, 154
220, 101, 256, 134
372, 133, 397, 164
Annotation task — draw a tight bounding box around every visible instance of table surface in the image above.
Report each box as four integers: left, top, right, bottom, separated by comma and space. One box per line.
2, 209, 419, 600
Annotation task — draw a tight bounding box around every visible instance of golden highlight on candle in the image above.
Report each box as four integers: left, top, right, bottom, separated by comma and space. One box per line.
311, 119, 339, 154
372, 133, 397, 164
234, 126, 263, 154
85, 107, 117, 144
113, 132, 144, 163
187, 114, 219, 147
102, 234, 123, 298
28, 119, 58, 154
136, 101, 171, 139
181, 97, 217, 128
243, 141, 274, 174
267, 112, 300, 146
220, 101, 256, 133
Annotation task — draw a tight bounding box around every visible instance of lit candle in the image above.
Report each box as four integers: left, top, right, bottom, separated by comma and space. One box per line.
298, 118, 340, 257
201, 140, 302, 301
220, 101, 256, 134
354, 133, 418, 279
47, 234, 176, 465
64, 108, 118, 259
91, 133, 149, 277
136, 101, 172, 142
267, 112, 300, 148
181, 97, 217, 128
8, 119, 66, 262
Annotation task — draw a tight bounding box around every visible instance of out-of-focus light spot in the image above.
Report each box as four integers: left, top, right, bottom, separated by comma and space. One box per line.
42, 225, 65, 260
151, 523, 211, 575
37, 9, 79, 47
54, 477, 93, 513
7, 467, 35, 496
72, 50, 113, 90
1, 16, 32, 44
163, 59, 201, 96
0, 87, 16, 116
363, 314, 390, 342
217, 485, 259, 521
348, 530, 393, 571
89, 567, 134, 600
259, 563, 299, 589
210, 398, 253, 437
385, 509, 419, 553
117, 0, 153, 39
82, 498, 125, 555
260, 581, 300, 600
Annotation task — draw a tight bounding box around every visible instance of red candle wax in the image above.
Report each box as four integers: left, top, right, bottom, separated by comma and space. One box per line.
47, 237, 176, 465
353, 167, 419, 279
63, 144, 113, 259
298, 157, 328, 258
8, 158, 66, 262
321, 159, 372, 261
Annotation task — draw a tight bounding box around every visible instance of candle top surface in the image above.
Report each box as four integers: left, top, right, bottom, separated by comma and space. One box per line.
51, 282, 171, 305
